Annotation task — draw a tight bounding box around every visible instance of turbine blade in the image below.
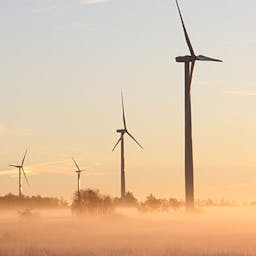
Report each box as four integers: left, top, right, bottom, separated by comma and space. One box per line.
112, 135, 122, 152
127, 131, 143, 149
72, 157, 81, 172
22, 167, 30, 186
196, 55, 222, 62
9, 165, 19, 168
176, 0, 195, 56
21, 149, 28, 166
121, 92, 127, 130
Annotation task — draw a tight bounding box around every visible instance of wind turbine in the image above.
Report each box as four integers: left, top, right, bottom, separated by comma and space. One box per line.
175, 0, 222, 210
72, 157, 86, 200
9, 149, 30, 198
112, 93, 143, 198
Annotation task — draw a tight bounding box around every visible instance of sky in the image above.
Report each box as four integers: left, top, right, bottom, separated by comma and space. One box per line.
0, 0, 256, 202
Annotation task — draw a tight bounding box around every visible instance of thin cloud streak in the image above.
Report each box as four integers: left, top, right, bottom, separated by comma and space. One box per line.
0, 166, 34, 177
0, 159, 112, 177
32, 5, 57, 13
0, 159, 70, 176
28, 159, 72, 175
224, 90, 256, 97
0, 124, 35, 136
63, 22, 95, 30
80, 0, 112, 5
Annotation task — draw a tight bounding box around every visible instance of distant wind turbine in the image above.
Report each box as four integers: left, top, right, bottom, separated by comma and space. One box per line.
112, 93, 143, 198
9, 149, 30, 197
72, 157, 86, 200
175, 0, 222, 210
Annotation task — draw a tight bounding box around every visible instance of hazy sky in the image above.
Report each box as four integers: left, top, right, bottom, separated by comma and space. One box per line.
0, 0, 256, 202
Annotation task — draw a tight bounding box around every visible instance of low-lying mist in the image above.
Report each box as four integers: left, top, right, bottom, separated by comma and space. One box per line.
1, 205, 256, 256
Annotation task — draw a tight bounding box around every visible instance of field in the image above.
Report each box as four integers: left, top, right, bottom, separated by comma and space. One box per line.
0, 207, 256, 256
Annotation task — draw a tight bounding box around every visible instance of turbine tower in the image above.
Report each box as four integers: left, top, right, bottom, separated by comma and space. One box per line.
9, 149, 30, 197
112, 93, 143, 198
175, 0, 222, 210
72, 157, 86, 201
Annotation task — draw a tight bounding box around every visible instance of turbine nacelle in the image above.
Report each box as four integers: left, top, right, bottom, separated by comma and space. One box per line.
76, 169, 86, 173
176, 55, 195, 63
116, 129, 126, 133
176, 55, 222, 63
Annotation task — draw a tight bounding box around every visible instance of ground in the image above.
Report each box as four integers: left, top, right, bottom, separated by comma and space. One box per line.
0, 207, 256, 256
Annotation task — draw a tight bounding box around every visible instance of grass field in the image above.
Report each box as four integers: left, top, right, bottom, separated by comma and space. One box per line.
0, 207, 255, 256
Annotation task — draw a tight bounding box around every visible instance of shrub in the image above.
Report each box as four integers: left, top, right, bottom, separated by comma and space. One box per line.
71, 189, 114, 216
113, 192, 139, 207
0, 194, 68, 209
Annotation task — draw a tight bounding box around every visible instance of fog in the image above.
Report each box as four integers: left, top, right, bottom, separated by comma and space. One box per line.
0, 207, 256, 256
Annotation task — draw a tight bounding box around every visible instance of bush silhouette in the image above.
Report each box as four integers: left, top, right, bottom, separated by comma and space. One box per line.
114, 192, 139, 207
71, 189, 114, 216
139, 194, 182, 212
139, 194, 162, 211
0, 194, 68, 209
169, 198, 182, 211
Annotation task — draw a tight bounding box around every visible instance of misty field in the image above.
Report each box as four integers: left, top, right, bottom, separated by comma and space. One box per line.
0, 207, 256, 256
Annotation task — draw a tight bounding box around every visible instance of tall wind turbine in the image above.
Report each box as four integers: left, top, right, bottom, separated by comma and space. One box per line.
72, 157, 86, 200
112, 93, 143, 198
175, 0, 222, 210
9, 149, 30, 197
